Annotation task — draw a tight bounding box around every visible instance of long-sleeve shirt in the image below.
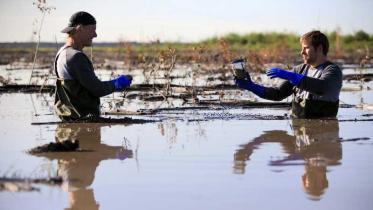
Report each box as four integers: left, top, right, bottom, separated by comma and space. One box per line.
261, 61, 342, 118
56, 45, 115, 97
54, 45, 115, 120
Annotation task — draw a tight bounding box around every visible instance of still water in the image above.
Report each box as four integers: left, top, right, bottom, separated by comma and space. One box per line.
0, 92, 372, 210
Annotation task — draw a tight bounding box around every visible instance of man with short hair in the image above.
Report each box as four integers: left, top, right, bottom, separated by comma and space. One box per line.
235, 31, 342, 118
54, 11, 131, 121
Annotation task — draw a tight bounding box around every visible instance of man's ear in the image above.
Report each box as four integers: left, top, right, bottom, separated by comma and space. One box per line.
75, 24, 82, 32
317, 45, 324, 54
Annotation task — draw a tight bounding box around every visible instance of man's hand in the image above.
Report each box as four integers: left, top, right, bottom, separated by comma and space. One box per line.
113, 75, 132, 90
234, 73, 265, 97
266, 68, 304, 86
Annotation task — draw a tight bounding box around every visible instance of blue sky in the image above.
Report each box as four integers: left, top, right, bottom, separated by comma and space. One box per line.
0, 0, 372, 42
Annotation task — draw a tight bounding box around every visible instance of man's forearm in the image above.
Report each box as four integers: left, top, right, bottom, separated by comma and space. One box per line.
260, 81, 294, 101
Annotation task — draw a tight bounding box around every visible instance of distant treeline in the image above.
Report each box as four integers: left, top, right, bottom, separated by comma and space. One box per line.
1, 30, 372, 65
1, 30, 372, 51
202, 30, 373, 53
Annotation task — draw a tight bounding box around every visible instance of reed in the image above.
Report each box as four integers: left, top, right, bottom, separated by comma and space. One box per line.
29, 0, 55, 85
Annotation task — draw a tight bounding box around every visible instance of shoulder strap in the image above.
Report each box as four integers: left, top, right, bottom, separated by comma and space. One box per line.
54, 45, 71, 78
298, 64, 311, 75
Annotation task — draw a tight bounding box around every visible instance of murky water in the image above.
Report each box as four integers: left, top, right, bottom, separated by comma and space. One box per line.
1, 64, 373, 209
0, 92, 373, 210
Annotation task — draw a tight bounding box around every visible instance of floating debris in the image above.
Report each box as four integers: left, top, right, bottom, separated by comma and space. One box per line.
362, 114, 373, 117
0, 76, 12, 85
0, 176, 62, 192
0, 84, 54, 93
338, 118, 373, 122
343, 73, 373, 81
31, 116, 157, 125
339, 137, 370, 142
356, 103, 373, 110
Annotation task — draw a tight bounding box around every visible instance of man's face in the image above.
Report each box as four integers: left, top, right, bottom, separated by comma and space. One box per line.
300, 40, 318, 65
79, 24, 97, 47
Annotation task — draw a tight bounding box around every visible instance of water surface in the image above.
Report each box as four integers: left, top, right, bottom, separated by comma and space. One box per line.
0, 93, 373, 210
1, 64, 373, 210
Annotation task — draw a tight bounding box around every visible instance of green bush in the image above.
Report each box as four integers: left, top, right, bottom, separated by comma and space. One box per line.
202, 30, 373, 53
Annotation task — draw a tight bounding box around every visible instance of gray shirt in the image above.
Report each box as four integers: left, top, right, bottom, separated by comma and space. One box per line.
262, 61, 342, 103
56, 45, 115, 97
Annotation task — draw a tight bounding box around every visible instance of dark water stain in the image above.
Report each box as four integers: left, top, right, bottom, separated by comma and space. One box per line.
28, 140, 81, 153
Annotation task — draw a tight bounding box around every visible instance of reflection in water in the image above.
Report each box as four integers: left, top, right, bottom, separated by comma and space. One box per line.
157, 121, 207, 149
158, 121, 178, 145
234, 119, 342, 200
33, 123, 133, 210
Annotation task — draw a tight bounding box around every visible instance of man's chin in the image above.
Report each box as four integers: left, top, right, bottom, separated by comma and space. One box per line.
85, 40, 93, 47
303, 58, 311, 65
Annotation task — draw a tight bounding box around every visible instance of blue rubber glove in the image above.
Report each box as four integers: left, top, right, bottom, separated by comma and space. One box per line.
113, 75, 131, 90
267, 68, 304, 86
234, 73, 265, 97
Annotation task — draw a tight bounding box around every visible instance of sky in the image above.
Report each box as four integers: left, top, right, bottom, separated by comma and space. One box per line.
0, 0, 372, 43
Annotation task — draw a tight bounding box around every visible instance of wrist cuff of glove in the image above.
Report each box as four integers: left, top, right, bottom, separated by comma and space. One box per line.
291, 73, 305, 86
112, 80, 121, 91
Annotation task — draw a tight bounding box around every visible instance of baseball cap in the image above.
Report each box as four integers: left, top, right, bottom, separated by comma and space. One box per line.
61, 11, 96, 33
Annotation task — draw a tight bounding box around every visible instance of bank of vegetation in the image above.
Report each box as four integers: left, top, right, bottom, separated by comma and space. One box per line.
1, 30, 372, 66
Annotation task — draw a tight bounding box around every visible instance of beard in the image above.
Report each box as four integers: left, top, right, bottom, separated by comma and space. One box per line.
303, 55, 316, 65
82, 37, 94, 47
85, 39, 93, 47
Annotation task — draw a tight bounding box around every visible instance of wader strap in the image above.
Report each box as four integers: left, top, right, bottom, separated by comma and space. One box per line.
53, 45, 82, 119
54, 45, 71, 79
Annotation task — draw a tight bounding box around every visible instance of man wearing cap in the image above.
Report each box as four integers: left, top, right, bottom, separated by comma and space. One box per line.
54, 11, 132, 121
234, 31, 342, 118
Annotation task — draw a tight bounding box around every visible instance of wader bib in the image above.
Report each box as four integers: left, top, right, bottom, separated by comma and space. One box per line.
291, 62, 339, 118
54, 46, 100, 121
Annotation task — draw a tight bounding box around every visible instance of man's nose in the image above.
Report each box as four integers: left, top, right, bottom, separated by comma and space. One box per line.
300, 48, 305, 55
